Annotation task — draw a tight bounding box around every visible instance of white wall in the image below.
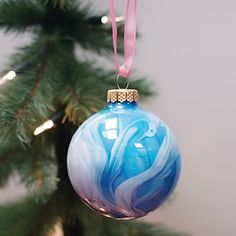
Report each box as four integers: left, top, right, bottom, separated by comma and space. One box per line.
1, 1, 236, 235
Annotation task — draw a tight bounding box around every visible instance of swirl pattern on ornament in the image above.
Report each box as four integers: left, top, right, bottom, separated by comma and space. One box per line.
67, 102, 181, 219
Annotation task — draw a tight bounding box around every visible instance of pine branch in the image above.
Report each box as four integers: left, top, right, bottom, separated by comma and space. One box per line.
73, 23, 114, 55
17, 134, 58, 201
0, 0, 45, 32
73, 20, 124, 55
60, 60, 154, 125
0, 142, 22, 186
41, 3, 123, 55
0, 35, 66, 145
0, 196, 59, 236
0, 0, 121, 55
31, 197, 57, 236
15, 49, 53, 120
0, 133, 57, 200
43, 0, 75, 10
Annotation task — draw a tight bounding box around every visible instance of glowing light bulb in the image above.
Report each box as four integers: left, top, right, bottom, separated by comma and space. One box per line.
0, 71, 16, 85
101, 16, 109, 24
34, 120, 54, 136
6, 71, 16, 80
101, 15, 124, 24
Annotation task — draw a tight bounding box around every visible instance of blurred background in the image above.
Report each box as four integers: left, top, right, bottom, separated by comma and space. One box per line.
0, 0, 236, 235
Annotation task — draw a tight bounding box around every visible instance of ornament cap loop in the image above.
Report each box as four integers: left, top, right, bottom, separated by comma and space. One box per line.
107, 89, 139, 103
116, 74, 129, 89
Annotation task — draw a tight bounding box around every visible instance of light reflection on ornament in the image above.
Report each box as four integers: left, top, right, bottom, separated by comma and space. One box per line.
103, 118, 118, 139
105, 118, 117, 129
134, 143, 143, 148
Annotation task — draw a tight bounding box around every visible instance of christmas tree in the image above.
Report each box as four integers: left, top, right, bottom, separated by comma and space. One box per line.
0, 1, 187, 235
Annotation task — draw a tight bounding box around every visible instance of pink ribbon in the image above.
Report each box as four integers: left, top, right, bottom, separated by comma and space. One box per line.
109, 0, 137, 78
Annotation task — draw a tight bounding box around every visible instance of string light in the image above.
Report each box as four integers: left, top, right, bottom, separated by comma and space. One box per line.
3, 71, 16, 80
101, 16, 109, 24
87, 15, 124, 25
34, 120, 54, 136
0, 62, 31, 86
101, 15, 124, 24
33, 111, 64, 136
0, 71, 16, 85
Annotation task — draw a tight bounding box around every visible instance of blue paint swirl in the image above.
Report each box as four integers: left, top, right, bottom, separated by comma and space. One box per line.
67, 101, 181, 219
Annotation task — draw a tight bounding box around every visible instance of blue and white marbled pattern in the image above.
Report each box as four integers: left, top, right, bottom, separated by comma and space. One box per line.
67, 102, 181, 219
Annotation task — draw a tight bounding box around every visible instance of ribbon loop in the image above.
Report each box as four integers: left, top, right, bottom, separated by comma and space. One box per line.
109, 0, 137, 79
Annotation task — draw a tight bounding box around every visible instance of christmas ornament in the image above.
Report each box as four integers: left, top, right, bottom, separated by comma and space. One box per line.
67, 89, 181, 219
67, 0, 181, 220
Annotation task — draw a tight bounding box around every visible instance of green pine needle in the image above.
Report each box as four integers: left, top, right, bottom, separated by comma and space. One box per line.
17, 135, 58, 201
0, 35, 66, 145
0, 0, 45, 32
43, 0, 74, 10
0, 196, 58, 236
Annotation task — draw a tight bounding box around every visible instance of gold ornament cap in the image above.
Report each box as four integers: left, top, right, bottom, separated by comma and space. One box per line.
107, 89, 139, 103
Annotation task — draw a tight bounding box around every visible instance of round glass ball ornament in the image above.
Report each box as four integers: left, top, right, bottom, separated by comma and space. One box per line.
67, 89, 181, 220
